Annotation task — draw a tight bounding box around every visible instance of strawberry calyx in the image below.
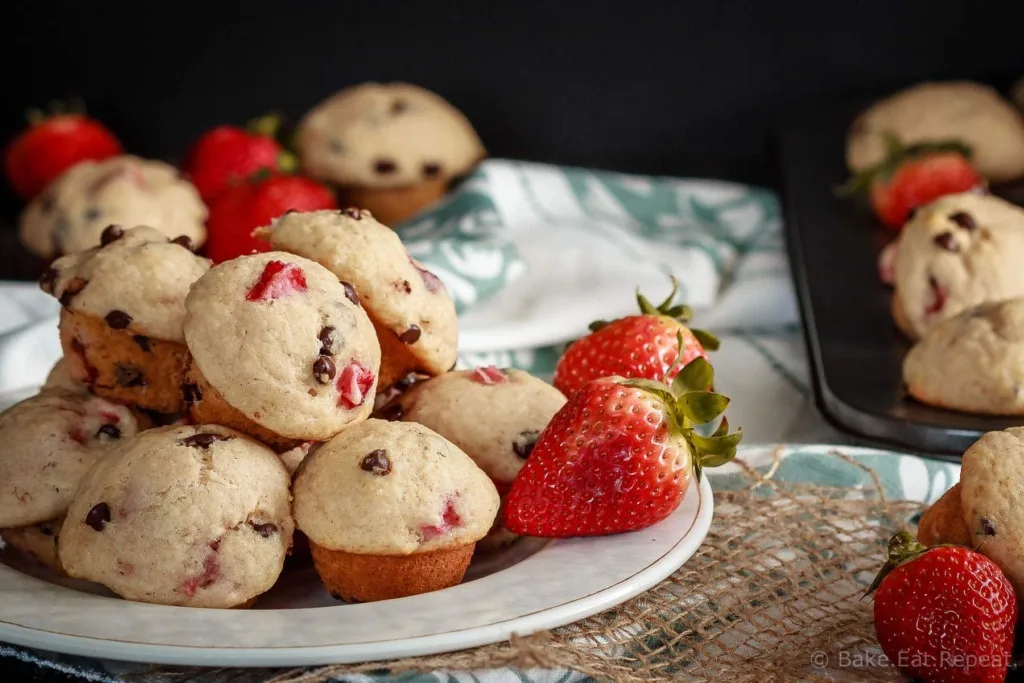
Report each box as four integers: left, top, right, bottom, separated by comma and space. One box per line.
24, 97, 88, 126
245, 113, 298, 174
837, 133, 975, 197
865, 531, 961, 596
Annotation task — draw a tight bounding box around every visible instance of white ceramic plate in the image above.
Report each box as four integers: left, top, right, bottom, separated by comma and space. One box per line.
0, 389, 713, 668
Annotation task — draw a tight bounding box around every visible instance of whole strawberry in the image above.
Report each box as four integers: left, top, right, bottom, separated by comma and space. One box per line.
505, 357, 741, 537
205, 172, 336, 263
553, 278, 717, 398
5, 106, 122, 200
871, 531, 1017, 683
183, 114, 295, 203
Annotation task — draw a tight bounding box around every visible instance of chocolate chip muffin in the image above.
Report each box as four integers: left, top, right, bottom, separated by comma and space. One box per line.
1, 516, 66, 575
293, 419, 499, 602
891, 192, 1024, 339
379, 367, 566, 551
58, 425, 294, 608
255, 209, 458, 392
295, 82, 485, 225
19, 155, 207, 260
183, 252, 381, 451
40, 225, 211, 416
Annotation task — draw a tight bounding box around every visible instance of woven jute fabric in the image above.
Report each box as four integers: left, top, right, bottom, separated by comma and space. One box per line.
138, 451, 918, 683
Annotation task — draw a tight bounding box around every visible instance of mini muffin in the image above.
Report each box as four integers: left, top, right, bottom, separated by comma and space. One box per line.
1, 516, 65, 575
255, 209, 457, 391
19, 155, 207, 259
293, 419, 499, 602
295, 83, 485, 225
847, 81, 1024, 183
183, 252, 381, 451
40, 225, 211, 416
58, 425, 294, 608
0, 390, 138, 569
891, 192, 1024, 339
904, 298, 1024, 415
380, 367, 566, 551
917, 483, 970, 547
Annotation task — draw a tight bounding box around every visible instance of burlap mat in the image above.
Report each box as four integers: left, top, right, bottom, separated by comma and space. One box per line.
137, 450, 919, 683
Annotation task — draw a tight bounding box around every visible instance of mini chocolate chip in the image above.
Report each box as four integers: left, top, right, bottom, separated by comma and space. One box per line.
114, 363, 145, 387
39, 267, 58, 293
132, 334, 151, 352
949, 211, 977, 231
513, 430, 541, 459
932, 232, 959, 252
360, 449, 392, 475
982, 518, 997, 536
341, 281, 360, 307
100, 224, 124, 246
422, 162, 442, 178
329, 139, 344, 154
39, 523, 54, 536
318, 326, 336, 355
341, 207, 363, 220
182, 382, 202, 404
58, 278, 87, 308
313, 355, 337, 384
105, 309, 133, 329
390, 99, 408, 114
374, 158, 398, 175
399, 325, 422, 344
180, 432, 233, 449
96, 424, 121, 440
397, 279, 412, 294
248, 521, 279, 538
85, 503, 111, 531
84, 207, 103, 222
171, 235, 195, 251
377, 403, 404, 421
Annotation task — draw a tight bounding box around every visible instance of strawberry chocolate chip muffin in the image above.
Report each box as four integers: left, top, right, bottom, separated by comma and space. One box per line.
293, 419, 499, 602
295, 83, 485, 225
379, 367, 565, 551
19, 155, 207, 260
58, 425, 294, 608
40, 225, 211, 417
891, 192, 1024, 339
0, 390, 138, 573
255, 209, 457, 392
183, 252, 381, 451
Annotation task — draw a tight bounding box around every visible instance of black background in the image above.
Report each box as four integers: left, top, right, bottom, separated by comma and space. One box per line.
0, 0, 1023, 679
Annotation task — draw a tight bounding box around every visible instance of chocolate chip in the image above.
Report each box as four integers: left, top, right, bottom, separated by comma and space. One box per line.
318, 326, 336, 355
85, 503, 111, 531
96, 424, 121, 440
399, 325, 422, 344
84, 207, 102, 222
982, 518, 997, 536
248, 521, 279, 538
313, 355, 336, 384
360, 449, 392, 475
182, 382, 202, 404
100, 224, 124, 246
39, 523, 54, 536
341, 281, 360, 307
513, 430, 541, 459
39, 267, 58, 293
171, 235, 195, 251
104, 309, 133, 329
377, 403, 403, 421
422, 162, 442, 179
396, 279, 412, 294
341, 207, 363, 220
949, 211, 977, 231
374, 159, 398, 175
180, 432, 233, 449
390, 99, 408, 114
329, 139, 344, 154
932, 232, 959, 252
132, 334, 151, 352
114, 363, 145, 387
58, 278, 87, 308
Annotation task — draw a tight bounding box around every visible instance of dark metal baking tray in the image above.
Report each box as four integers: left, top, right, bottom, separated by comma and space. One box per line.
777, 100, 1024, 459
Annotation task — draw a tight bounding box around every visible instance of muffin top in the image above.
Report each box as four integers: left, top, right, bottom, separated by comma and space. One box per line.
384, 368, 566, 484
293, 419, 499, 554
58, 425, 294, 608
255, 209, 458, 376
296, 82, 485, 189
41, 225, 210, 343
0, 390, 139, 528
184, 252, 381, 440
19, 155, 208, 259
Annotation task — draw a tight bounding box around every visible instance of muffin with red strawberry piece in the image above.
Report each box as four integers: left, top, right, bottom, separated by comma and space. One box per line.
19, 155, 207, 259
182, 252, 380, 451
254, 209, 457, 392
295, 83, 485, 226
378, 367, 566, 551
293, 419, 499, 602
40, 226, 210, 417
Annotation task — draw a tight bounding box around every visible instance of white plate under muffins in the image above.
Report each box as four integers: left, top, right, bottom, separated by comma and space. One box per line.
0, 385, 713, 667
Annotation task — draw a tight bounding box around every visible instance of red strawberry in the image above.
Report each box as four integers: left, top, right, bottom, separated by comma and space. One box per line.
183, 115, 295, 203
553, 278, 716, 398
5, 108, 122, 200
205, 172, 337, 264
840, 137, 986, 231
504, 358, 741, 537
870, 532, 1017, 683
245, 260, 308, 302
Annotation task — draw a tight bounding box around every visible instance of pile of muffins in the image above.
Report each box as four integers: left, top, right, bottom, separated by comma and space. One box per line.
0, 209, 565, 607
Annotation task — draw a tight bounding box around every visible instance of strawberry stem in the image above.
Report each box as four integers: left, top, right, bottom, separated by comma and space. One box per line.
837, 134, 975, 197
865, 531, 926, 596
247, 112, 284, 139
